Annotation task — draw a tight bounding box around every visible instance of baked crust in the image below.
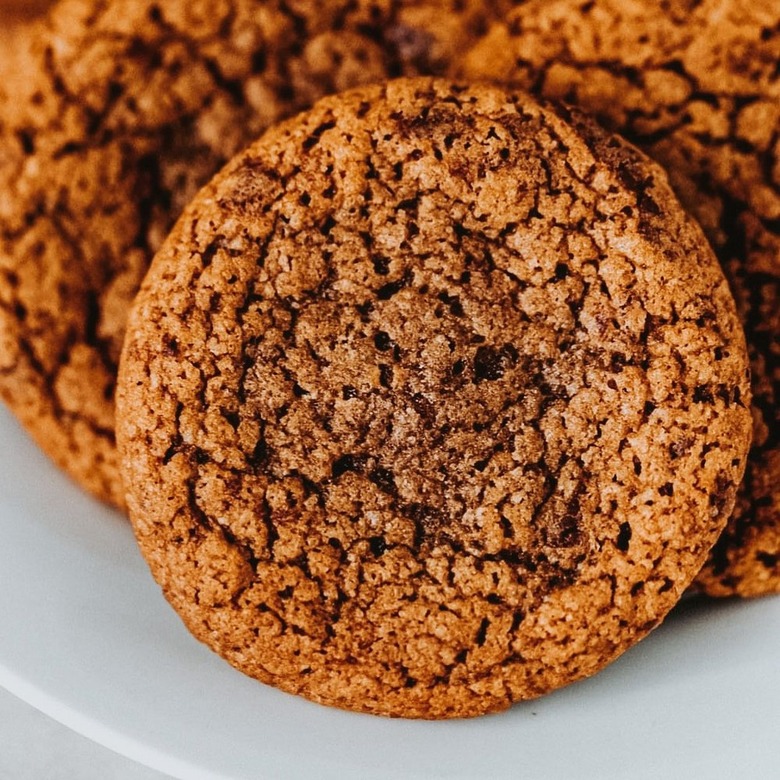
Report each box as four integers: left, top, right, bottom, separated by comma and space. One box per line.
118, 79, 753, 717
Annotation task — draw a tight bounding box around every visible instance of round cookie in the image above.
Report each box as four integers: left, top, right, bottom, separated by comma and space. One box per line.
458, 0, 779, 597
0, 0, 507, 507
117, 79, 752, 718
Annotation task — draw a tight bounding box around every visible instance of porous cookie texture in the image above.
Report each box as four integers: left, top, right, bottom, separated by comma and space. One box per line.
118, 79, 752, 718
459, 0, 779, 596
0, 0, 505, 507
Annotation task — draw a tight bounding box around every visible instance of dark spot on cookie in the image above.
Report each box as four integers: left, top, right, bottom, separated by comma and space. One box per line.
162, 436, 181, 465
553, 512, 582, 547
610, 352, 627, 373
250, 438, 271, 467
374, 331, 392, 351
278, 585, 294, 600
16, 129, 35, 155
251, 48, 267, 73
13, 301, 28, 322
320, 215, 337, 235
379, 364, 393, 388
377, 276, 407, 300
411, 393, 435, 425
637, 190, 661, 216
302, 120, 337, 151
453, 221, 471, 239
369, 467, 396, 494
473, 345, 506, 382
475, 618, 490, 646
658, 578, 674, 594
369, 536, 387, 556
331, 454, 366, 478
437, 291, 465, 317
372, 255, 390, 275
404, 503, 444, 547
616, 522, 632, 552
355, 300, 373, 319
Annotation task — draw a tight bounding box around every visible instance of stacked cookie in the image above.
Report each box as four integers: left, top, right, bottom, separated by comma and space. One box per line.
1, 0, 509, 506
458, 0, 780, 601
0, 0, 775, 718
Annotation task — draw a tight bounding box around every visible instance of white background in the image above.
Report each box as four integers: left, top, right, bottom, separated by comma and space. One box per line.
0, 687, 166, 780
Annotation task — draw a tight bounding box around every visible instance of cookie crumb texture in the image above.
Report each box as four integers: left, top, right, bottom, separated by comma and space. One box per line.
118, 80, 752, 718
0, 0, 504, 507
459, 0, 779, 596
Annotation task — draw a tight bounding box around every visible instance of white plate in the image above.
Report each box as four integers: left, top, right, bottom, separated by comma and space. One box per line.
0, 405, 778, 780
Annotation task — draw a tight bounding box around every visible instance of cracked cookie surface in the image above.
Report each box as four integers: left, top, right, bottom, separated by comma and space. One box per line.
459, 0, 779, 596
117, 79, 752, 717
0, 0, 505, 507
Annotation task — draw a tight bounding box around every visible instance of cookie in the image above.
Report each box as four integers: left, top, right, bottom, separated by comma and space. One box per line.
0, 2, 48, 88
459, 0, 779, 597
0, 0, 51, 19
0, 0, 506, 507
117, 78, 752, 718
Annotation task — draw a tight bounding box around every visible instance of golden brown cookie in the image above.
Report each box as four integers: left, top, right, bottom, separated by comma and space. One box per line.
0, 0, 51, 20
117, 79, 752, 718
459, 0, 779, 597
0, 1, 49, 85
0, 0, 506, 507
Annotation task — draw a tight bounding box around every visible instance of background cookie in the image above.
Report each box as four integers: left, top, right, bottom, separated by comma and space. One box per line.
0, 0, 51, 22
0, 0, 508, 507
0, 1, 50, 90
117, 79, 752, 718
460, 0, 779, 596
